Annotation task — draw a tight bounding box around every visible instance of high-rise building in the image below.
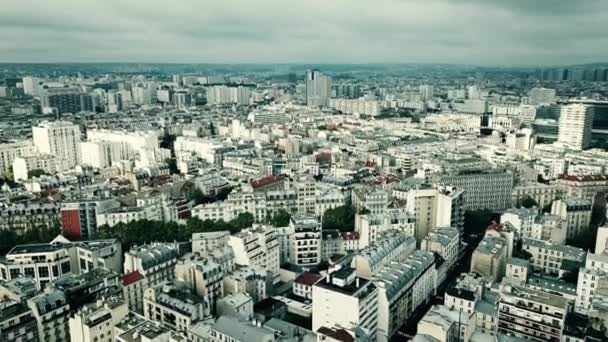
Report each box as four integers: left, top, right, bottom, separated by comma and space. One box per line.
305, 70, 332, 107
419, 84, 434, 100
312, 267, 378, 340
32, 121, 82, 168
529, 87, 557, 106
558, 104, 594, 150
40, 87, 93, 114
22, 77, 40, 96
206, 86, 251, 105
498, 285, 569, 341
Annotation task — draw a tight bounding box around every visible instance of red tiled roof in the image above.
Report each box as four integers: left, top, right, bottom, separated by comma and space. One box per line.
559, 174, 608, 182
340, 231, 359, 240
487, 222, 503, 232
316, 152, 332, 163
122, 271, 144, 286
316, 327, 355, 342
251, 175, 285, 189
294, 272, 323, 286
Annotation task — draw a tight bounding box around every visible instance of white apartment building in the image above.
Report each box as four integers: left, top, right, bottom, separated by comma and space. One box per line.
558, 104, 594, 150
306, 70, 332, 107
289, 215, 322, 267
498, 285, 569, 341
123, 243, 179, 288
68, 298, 128, 342
228, 226, 280, 283
501, 207, 539, 240
121, 271, 147, 314
79, 140, 131, 169
420, 227, 460, 277
522, 238, 586, 276
511, 182, 560, 209
0, 141, 36, 177
551, 198, 592, 240
12, 154, 68, 181
375, 251, 437, 341
207, 85, 252, 105
355, 209, 416, 248
27, 289, 70, 342
352, 187, 390, 215
329, 98, 382, 116
95, 205, 162, 228
312, 267, 378, 339
405, 184, 465, 243
144, 282, 207, 333
174, 256, 224, 314
576, 252, 608, 313
192, 231, 230, 255
0, 244, 72, 291
32, 121, 81, 168
352, 231, 416, 278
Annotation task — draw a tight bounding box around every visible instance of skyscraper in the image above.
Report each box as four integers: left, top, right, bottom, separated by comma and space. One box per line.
419, 84, 434, 101
558, 104, 594, 150
529, 87, 557, 106
32, 121, 81, 168
22, 76, 40, 96
305, 70, 332, 107
41, 87, 93, 114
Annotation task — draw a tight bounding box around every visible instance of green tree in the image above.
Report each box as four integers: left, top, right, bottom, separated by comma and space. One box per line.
519, 196, 537, 209
165, 158, 179, 175
229, 213, 254, 231
322, 205, 356, 231
464, 210, 498, 236
268, 209, 291, 227
27, 169, 48, 178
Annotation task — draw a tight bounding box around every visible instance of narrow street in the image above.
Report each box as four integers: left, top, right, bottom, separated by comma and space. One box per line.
392, 233, 484, 341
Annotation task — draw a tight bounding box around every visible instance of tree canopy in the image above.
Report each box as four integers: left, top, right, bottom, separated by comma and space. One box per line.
267, 209, 291, 227
0, 224, 60, 255
98, 215, 253, 251
322, 205, 356, 231
519, 196, 537, 209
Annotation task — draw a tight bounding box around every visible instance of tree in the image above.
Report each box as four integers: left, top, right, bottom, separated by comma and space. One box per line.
322, 205, 356, 231
165, 158, 179, 175
229, 213, 254, 231
268, 209, 291, 227
27, 169, 48, 178
209, 122, 216, 136
520, 196, 537, 209
463, 210, 498, 236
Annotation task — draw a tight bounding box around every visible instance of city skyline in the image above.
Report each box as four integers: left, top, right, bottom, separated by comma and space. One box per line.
1, 0, 607, 66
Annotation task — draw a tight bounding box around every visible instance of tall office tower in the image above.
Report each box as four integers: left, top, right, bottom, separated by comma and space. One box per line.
206, 86, 251, 105
529, 87, 557, 106
558, 104, 594, 150
419, 84, 434, 100
32, 121, 81, 168
467, 85, 480, 100
41, 87, 93, 114
22, 76, 40, 96
305, 70, 332, 107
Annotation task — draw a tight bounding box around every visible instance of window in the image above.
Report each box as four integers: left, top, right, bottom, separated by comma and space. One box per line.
52, 265, 59, 277
38, 266, 49, 278
24, 267, 35, 277
61, 261, 70, 274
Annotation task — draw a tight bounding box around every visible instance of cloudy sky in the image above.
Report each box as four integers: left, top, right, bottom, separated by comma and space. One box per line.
1, 0, 605, 66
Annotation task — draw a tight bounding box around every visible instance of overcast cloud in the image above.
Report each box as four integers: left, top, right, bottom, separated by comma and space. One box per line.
0, 0, 606, 66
